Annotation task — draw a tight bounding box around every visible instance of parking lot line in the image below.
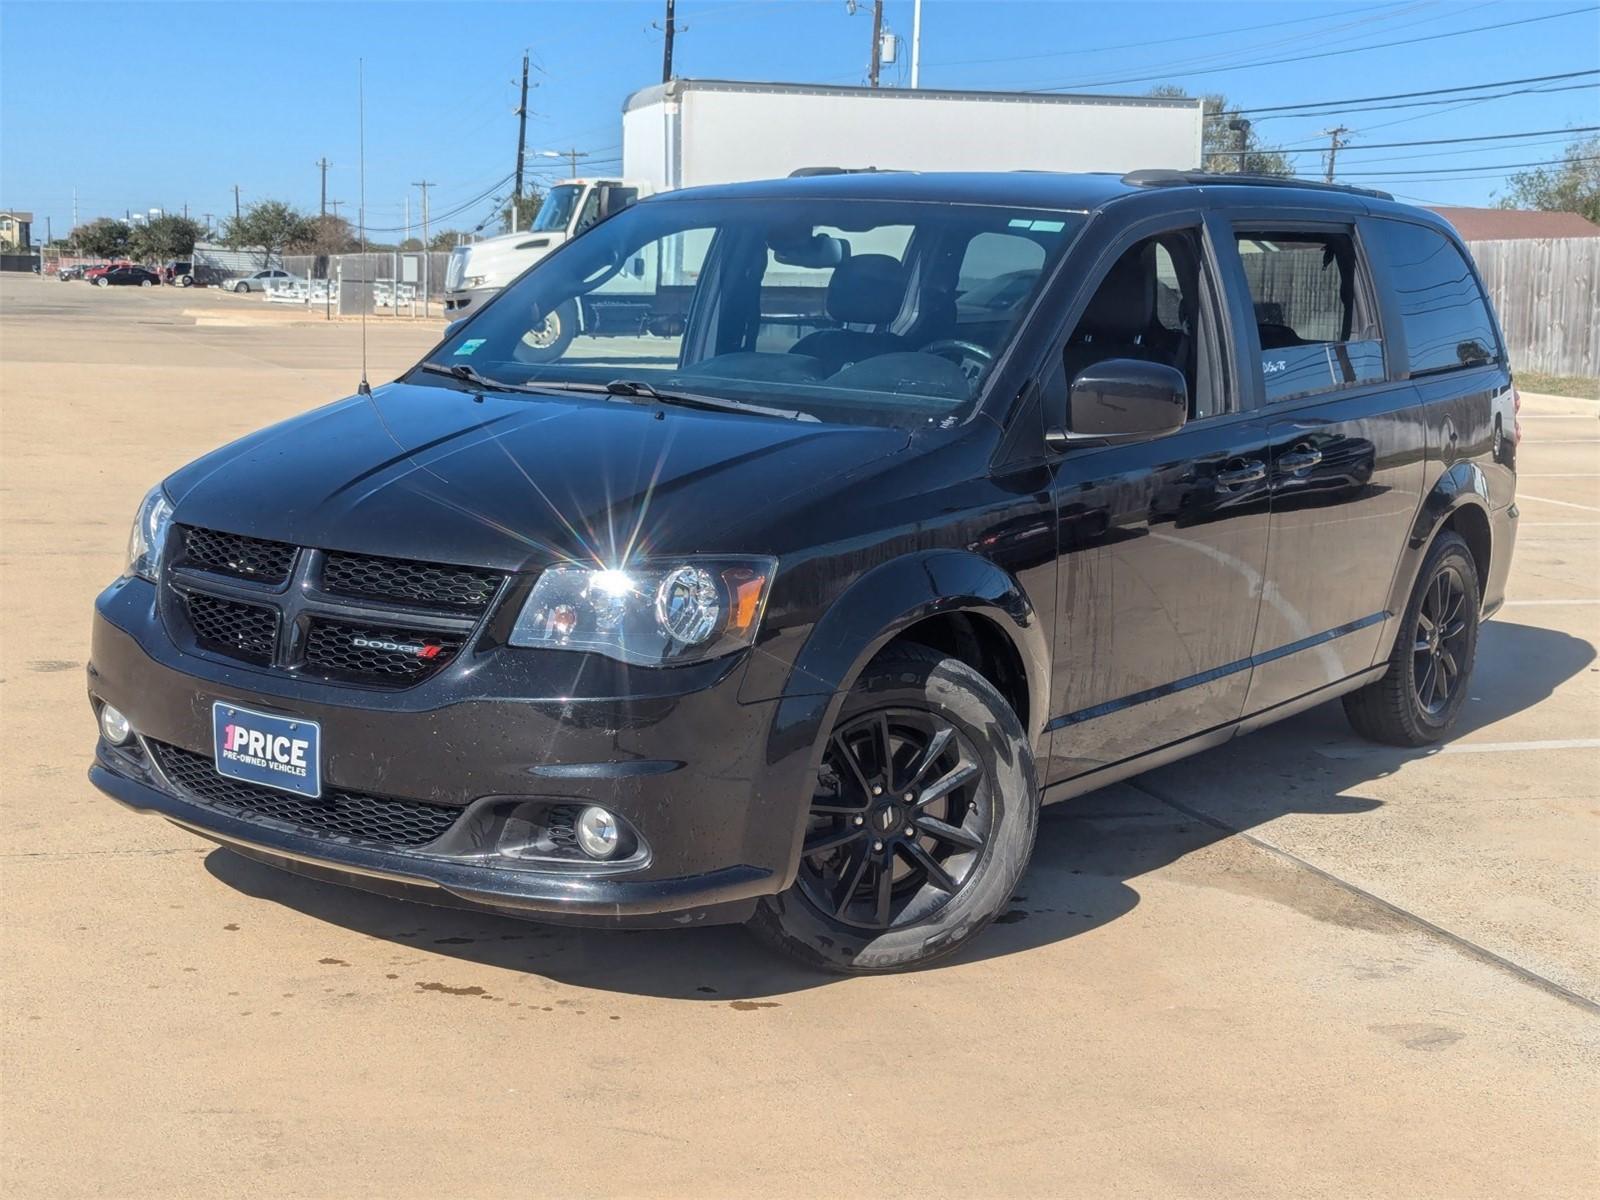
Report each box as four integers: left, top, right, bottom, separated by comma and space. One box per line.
1519, 472, 1600, 478
1515, 493, 1600, 513
1502, 598, 1600, 606
1315, 737, 1600, 759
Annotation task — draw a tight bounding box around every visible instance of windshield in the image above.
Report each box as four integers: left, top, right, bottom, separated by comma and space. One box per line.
420, 195, 1086, 428
531, 184, 585, 233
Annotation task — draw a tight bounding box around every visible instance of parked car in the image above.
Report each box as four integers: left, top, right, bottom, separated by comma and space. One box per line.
57, 263, 99, 281
229, 268, 301, 293
165, 261, 226, 288
94, 265, 161, 287
88, 171, 1517, 972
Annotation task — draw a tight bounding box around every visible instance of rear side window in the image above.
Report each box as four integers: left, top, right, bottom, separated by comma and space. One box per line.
1232, 229, 1384, 403
1367, 220, 1499, 376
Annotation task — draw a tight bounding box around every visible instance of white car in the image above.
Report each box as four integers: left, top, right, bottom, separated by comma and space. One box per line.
230, 269, 303, 294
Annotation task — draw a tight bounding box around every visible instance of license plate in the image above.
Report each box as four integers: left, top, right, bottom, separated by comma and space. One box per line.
213, 702, 321, 798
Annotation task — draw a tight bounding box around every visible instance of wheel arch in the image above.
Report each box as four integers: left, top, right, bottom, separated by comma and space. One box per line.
760, 551, 1049, 887
1386, 462, 1494, 624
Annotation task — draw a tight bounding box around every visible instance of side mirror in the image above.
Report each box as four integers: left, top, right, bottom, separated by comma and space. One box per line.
444, 317, 468, 340
1046, 359, 1187, 449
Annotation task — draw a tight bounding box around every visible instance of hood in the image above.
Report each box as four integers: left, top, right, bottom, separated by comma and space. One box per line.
164, 381, 910, 571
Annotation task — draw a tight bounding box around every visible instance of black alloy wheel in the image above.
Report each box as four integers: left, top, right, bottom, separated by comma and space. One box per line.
1412, 562, 1471, 716
1344, 531, 1480, 746
797, 707, 990, 931
747, 644, 1038, 973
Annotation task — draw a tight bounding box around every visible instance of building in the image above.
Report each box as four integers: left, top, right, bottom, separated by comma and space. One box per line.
1427, 206, 1600, 241
0, 210, 33, 250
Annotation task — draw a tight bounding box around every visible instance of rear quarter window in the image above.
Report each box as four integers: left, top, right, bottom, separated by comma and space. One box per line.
1368, 220, 1500, 376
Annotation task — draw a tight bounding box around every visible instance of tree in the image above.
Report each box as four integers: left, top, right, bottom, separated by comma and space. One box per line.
304, 214, 357, 255
501, 190, 544, 233
1497, 134, 1600, 223
429, 228, 468, 251
129, 214, 203, 263
73, 217, 132, 259
222, 200, 314, 264
1148, 86, 1294, 176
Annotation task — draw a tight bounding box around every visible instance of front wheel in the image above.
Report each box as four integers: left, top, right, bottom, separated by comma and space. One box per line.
140, 279, 153, 287
95, 277, 108, 287
1344, 531, 1480, 746
746, 644, 1038, 973
233, 281, 249, 293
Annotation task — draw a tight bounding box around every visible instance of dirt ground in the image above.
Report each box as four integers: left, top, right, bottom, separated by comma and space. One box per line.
2, 276, 1596, 1199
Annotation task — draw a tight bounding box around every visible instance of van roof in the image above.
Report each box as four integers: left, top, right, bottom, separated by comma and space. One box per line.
656, 169, 1431, 224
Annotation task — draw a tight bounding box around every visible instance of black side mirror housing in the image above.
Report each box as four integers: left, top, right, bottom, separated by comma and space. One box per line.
444, 317, 467, 340
1046, 359, 1188, 448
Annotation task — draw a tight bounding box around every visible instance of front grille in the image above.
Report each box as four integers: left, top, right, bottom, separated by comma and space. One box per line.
166, 527, 495, 687
322, 551, 503, 611
185, 593, 277, 664
149, 740, 461, 847
302, 620, 463, 684
181, 526, 296, 584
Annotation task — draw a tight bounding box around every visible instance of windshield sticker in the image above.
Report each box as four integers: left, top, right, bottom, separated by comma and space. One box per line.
453, 338, 486, 357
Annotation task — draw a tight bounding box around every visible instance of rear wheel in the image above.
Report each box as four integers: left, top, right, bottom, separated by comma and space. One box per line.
747, 644, 1038, 973
140, 278, 153, 287
233, 281, 249, 293
95, 277, 109, 288
514, 300, 577, 364
1343, 531, 1480, 746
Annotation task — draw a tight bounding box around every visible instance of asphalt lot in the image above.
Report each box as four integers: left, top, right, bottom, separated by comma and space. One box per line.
2, 275, 1596, 1198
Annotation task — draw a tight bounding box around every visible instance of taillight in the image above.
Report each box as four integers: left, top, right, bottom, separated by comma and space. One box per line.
1512, 384, 1523, 445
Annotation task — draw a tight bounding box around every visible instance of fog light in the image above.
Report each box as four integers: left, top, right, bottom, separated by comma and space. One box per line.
99, 703, 132, 746
575, 806, 622, 859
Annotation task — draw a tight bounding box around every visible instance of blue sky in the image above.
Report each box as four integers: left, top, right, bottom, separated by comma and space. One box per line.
3, 0, 1598, 238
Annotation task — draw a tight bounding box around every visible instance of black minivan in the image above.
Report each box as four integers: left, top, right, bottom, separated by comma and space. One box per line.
89, 171, 1518, 971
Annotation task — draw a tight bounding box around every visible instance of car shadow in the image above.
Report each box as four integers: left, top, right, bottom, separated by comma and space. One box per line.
202, 619, 1592, 1000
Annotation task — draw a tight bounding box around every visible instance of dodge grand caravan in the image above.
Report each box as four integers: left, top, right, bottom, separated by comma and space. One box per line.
89, 170, 1518, 972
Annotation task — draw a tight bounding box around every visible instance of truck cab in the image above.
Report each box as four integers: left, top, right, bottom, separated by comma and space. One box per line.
443, 178, 648, 316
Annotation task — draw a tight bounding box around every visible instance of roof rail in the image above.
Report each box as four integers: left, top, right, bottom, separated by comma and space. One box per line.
1121, 169, 1393, 201
787, 166, 906, 177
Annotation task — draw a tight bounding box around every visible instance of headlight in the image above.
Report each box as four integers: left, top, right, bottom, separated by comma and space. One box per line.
508, 557, 776, 667
124, 485, 174, 582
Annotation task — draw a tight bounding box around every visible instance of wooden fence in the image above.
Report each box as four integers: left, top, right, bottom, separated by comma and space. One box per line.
1465, 237, 1599, 379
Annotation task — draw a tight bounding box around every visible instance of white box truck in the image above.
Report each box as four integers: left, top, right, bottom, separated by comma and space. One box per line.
443, 78, 1204, 322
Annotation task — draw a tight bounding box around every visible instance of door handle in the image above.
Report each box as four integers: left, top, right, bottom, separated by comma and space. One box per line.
1215, 459, 1266, 488
1278, 447, 1323, 474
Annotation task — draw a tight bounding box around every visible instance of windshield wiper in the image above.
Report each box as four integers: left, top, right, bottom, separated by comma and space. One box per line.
598, 378, 817, 422
416, 362, 543, 394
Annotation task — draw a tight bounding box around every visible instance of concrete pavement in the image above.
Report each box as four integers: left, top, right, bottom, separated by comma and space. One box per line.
2, 276, 1595, 1198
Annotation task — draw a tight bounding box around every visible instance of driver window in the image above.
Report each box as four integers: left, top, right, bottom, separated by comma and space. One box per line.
1064, 229, 1220, 420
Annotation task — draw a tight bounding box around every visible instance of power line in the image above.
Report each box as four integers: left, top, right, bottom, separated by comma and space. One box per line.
1032, 5, 1599, 92
1334, 154, 1600, 177
1277, 123, 1600, 153
1246, 80, 1600, 124
923, 0, 1409, 70
1234, 68, 1600, 115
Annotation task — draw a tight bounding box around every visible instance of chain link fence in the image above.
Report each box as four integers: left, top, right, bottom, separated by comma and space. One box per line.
277, 250, 451, 317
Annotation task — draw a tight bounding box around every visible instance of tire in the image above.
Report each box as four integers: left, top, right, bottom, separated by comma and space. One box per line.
514, 299, 578, 364
140, 279, 153, 287
95, 277, 108, 287
178, 275, 193, 288
1343, 531, 1480, 746
746, 643, 1039, 973
233, 281, 249, 293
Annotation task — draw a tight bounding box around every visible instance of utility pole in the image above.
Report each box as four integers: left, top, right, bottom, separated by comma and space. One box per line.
413, 180, 434, 317
546, 148, 589, 177
315, 157, 331, 219
232, 185, 242, 226
910, 0, 922, 87
661, 0, 680, 83
868, 0, 884, 87
1322, 126, 1349, 184
513, 53, 530, 228
1228, 117, 1252, 174
72, 187, 79, 233
327, 200, 344, 219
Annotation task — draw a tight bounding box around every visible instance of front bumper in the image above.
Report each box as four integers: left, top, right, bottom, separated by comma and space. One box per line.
88, 578, 813, 928
442, 285, 501, 316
